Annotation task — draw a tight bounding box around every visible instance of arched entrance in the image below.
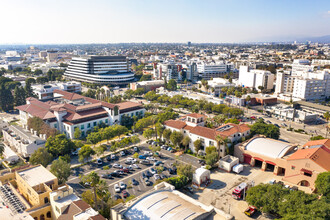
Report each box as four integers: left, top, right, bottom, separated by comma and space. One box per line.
299, 180, 310, 187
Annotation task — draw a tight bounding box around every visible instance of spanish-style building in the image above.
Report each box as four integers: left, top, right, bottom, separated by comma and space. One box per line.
16, 90, 145, 139
164, 113, 250, 157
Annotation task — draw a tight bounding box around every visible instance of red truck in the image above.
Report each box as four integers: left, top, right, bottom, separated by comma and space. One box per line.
232, 182, 248, 200
244, 206, 257, 217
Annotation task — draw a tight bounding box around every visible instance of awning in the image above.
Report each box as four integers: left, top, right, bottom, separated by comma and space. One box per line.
243, 154, 252, 158
265, 161, 276, 166
253, 157, 264, 162
301, 168, 312, 175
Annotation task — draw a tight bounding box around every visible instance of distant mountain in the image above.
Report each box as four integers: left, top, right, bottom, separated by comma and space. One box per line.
295, 35, 330, 43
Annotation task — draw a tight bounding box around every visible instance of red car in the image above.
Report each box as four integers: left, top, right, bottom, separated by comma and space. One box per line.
122, 190, 129, 198
120, 168, 129, 173
244, 206, 257, 217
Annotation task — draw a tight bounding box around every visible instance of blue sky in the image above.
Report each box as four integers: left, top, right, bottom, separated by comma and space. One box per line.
0, 0, 329, 44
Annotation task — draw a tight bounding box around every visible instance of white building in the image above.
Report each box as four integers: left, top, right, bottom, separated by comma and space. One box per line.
292, 59, 313, 76
164, 113, 250, 157
198, 78, 236, 96
64, 56, 135, 84
238, 66, 275, 90
275, 71, 296, 94
192, 168, 211, 186
197, 62, 230, 80
16, 90, 145, 139
155, 63, 182, 81
32, 81, 81, 100
2, 125, 46, 158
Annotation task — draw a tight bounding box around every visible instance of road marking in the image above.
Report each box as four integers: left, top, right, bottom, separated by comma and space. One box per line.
108, 163, 161, 187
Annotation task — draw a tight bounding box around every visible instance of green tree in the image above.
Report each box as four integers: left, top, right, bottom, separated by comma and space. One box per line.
167, 79, 177, 91
81, 190, 95, 206
95, 145, 107, 157
74, 127, 82, 139
81, 172, 102, 208
163, 129, 172, 143
36, 76, 49, 84
193, 139, 202, 153
143, 128, 155, 139
310, 135, 325, 140
0, 85, 14, 111
205, 152, 218, 166
182, 136, 191, 151
315, 171, 330, 199
177, 164, 194, 181
205, 145, 217, 155
50, 158, 71, 184
45, 134, 75, 157
14, 86, 26, 107
170, 131, 183, 148
250, 119, 280, 139
34, 69, 43, 75
29, 148, 53, 167
78, 145, 95, 163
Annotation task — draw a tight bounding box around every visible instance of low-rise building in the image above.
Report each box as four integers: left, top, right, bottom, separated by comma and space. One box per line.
235, 137, 330, 190
218, 155, 239, 172
0, 165, 104, 220
2, 125, 46, 158
130, 80, 165, 92
164, 113, 250, 157
238, 66, 275, 91
16, 90, 145, 139
198, 78, 235, 97
32, 81, 81, 100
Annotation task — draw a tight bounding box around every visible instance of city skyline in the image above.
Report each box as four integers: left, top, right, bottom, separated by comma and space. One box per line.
1, 0, 330, 44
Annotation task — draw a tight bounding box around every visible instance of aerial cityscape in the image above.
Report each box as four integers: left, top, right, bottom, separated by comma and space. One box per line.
0, 0, 330, 220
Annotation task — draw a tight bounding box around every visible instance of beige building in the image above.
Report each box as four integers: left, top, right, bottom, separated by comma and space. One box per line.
235, 137, 330, 190
0, 165, 104, 220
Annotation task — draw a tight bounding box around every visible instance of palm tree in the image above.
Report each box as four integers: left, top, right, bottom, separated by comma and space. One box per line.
82, 172, 101, 208
324, 111, 330, 138
215, 135, 228, 159
182, 136, 191, 152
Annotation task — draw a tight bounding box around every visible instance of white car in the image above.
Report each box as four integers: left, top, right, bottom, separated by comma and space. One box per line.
144, 151, 153, 156
150, 168, 157, 175
147, 157, 156, 161
119, 182, 126, 189
110, 154, 116, 160
113, 163, 122, 169
132, 164, 140, 169
114, 184, 120, 193
97, 158, 102, 166
126, 157, 136, 163
120, 151, 125, 156
154, 174, 160, 180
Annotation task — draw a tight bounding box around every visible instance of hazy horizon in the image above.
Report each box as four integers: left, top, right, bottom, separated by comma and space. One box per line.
1, 0, 329, 44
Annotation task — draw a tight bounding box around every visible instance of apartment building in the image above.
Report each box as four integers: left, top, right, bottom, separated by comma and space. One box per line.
130, 80, 165, 92
291, 59, 313, 76
275, 71, 296, 94
2, 125, 46, 158
0, 165, 104, 220
16, 90, 145, 139
164, 113, 250, 157
197, 62, 233, 80
155, 63, 182, 81
32, 81, 81, 100
238, 66, 275, 90
64, 56, 135, 84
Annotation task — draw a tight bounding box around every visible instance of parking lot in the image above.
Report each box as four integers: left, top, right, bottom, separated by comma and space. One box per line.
67, 143, 201, 201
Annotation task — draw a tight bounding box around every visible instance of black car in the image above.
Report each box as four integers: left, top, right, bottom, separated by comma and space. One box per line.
146, 170, 152, 177
274, 124, 280, 128
132, 178, 138, 185
142, 172, 147, 179
106, 156, 111, 161
114, 194, 121, 200
198, 160, 206, 165
168, 168, 176, 175
110, 172, 120, 177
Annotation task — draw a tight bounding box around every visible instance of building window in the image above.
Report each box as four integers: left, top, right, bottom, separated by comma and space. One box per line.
209, 141, 214, 146
93, 122, 97, 126
105, 119, 108, 124
87, 123, 91, 128
46, 212, 51, 218
303, 172, 312, 177
291, 166, 295, 170
54, 124, 57, 129
81, 125, 84, 130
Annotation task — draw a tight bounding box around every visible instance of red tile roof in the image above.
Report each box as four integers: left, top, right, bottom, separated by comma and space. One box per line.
303, 139, 330, 149
215, 123, 250, 137
186, 113, 206, 119
288, 146, 330, 171
117, 101, 143, 110
164, 120, 187, 130
190, 126, 220, 140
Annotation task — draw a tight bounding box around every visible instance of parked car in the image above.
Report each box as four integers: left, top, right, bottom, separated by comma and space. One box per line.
154, 174, 160, 180
139, 155, 147, 159
132, 178, 138, 185
132, 164, 140, 169
122, 190, 129, 198
187, 186, 194, 193
119, 182, 126, 189
150, 168, 157, 175
144, 151, 153, 156
113, 163, 122, 169
160, 174, 167, 179
120, 151, 125, 156
154, 161, 164, 166
133, 146, 139, 152
161, 145, 168, 150
71, 149, 79, 156
145, 179, 151, 186
140, 160, 150, 165
274, 124, 280, 128
266, 120, 272, 124
113, 194, 121, 200
198, 160, 206, 165
121, 168, 129, 173
146, 170, 152, 177
168, 168, 176, 174
167, 147, 172, 151
114, 184, 121, 193
126, 157, 136, 163
115, 170, 124, 175
110, 172, 120, 177
97, 158, 103, 166
101, 174, 112, 179
281, 123, 288, 127
142, 172, 147, 179
147, 157, 156, 161
146, 140, 153, 144
170, 149, 176, 153
269, 179, 276, 185
106, 156, 111, 161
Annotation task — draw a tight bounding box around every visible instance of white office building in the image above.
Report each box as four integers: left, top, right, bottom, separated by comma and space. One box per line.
197, 62, 230, 80
292, 59, 314, 76
238, 66, 275, 90
64, 56, 135, 84
32, 81, 81, 100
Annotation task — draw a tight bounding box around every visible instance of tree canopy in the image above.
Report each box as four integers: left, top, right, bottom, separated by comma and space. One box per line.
250, 118, 280, 139
50, 158, 71, 184
45, 134, 75, 157
29, 148, 53, 167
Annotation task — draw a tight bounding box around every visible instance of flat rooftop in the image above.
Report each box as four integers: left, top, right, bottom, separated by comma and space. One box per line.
17, 165, 56, 187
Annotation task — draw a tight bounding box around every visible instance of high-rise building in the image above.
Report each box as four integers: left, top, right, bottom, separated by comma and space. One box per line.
187, 41, 191, 47
197, 62, 230, 80
64, 56, 135, 84
238, 66, 275, 90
